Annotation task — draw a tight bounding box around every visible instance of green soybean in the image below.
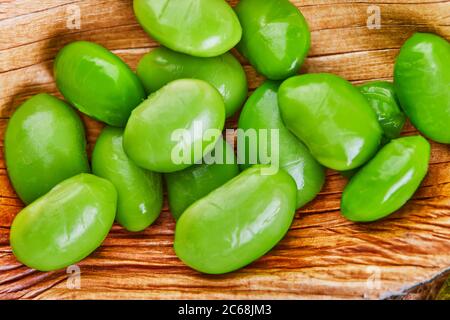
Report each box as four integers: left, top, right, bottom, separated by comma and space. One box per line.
174, 165, 297, 274
359, 81, 406, 144
340, 81, 406, 178
5, 94, 90, 204
10, 174, 117, 271
394, 33, 450, 144
54, 41, 146, 127
133, 0, 242, 57
235, 0, 310, 80
165, 138, 239, 220
279, 73, 382, 171
238, 81, 325, 209
137, 47, 248, 118
92, 127, 163, 232
341, 135, 430, 222
123, 79, 226, 173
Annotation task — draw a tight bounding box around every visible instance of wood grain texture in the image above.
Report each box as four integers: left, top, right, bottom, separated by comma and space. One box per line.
0, 0, 449, 300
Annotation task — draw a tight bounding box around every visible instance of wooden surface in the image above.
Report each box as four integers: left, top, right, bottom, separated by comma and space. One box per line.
0, 0, 449, 300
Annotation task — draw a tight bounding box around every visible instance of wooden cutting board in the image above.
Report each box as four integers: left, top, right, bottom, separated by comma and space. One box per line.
0, 0, 449, 300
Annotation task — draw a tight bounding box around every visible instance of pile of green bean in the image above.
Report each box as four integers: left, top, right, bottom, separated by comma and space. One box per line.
5, 0, 449, 274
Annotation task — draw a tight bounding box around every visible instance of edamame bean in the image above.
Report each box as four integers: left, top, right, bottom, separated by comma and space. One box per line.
341, 81, 406, 178
174, 165, 297, 274
279, 73, 382, 171
238, 81, 325, 209
394, 33, 450, 144
123, 79, 226, 173
133, 0, 242, 57
235, 0, 310, 80
54, 41, 146, 127
359, 81, 406, 144
5, 94, 90, 204
341, 135, 430, 222
137, 47, 248, 118
10, 174, 117, 271
92, 127, 163, 232
165, 138, 239, 220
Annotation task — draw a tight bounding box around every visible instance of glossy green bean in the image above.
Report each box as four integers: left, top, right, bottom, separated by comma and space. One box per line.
340, 81, 406, 178
341, 136, 430, 222
10, 174, 117, 271
54, 41, 146, 127
165, 138, 239, 220
359, 81, 406, 144
5, 94, 90, 204
92, 127, 163, 232
279, 73, 382, 171
394, 33, 450, 144
133, 0, 242, 57
137, 47, 248, 117
174, 165, 297, 274
238, 81, 325, 209
235, 0, 310, 80
123, 79, 225, 173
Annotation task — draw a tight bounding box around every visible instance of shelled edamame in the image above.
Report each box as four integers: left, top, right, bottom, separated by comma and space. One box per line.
394, 33, 450, 144
5, 94, 90, 204
137, 47, 248, 118
165, 138, 239, 220
4, 0, 448, 275
340, 81, 406, 178
238, 81, 325, 209
341, 136, 430, 222
54, 41, 146, 127
92, 127, 163, 232
278, 73, 383, 171
133, 0, 242, 57
358, 81, 406, 145
235, 0, 311, 80
123, 79, 226, 173
10, 174, 117, 271
174, 165, 297, 274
